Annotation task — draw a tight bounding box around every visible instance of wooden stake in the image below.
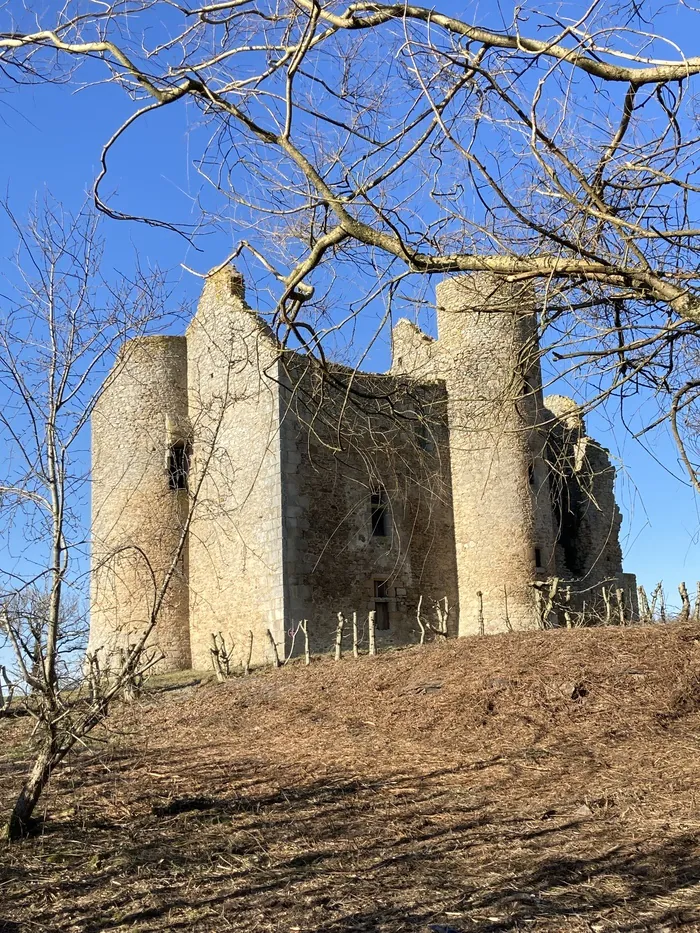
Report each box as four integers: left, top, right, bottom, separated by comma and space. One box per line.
504, 585, 512, 633
638, 585, 651, 624
300, 620, 310, 666
543, 577, 559, 628
244, 630, 253, 675
615, 587, 626, 626
564, 585, 573, 629
368, 610, 376, 656
266, 628, 281, 668
435, 596, 449, 636
352, 612, 359, 657
679, 582, 691, 624
477, 591, 484, 636
335, 612, 346, 661
210, 633, 225, 682
416, 595, 426, 645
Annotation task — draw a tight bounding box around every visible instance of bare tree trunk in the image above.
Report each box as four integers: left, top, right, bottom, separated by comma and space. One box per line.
679, 582, 691, 624
368, 611, 376, 656
693, 583, 700, 623
5, 730, 59, 840
334, 612, 346, 661
477, 590, 484, 636
602, 586, 612, 625
0, 665, 12, 714
352, 612, 358, 657
266, 629, 281, 668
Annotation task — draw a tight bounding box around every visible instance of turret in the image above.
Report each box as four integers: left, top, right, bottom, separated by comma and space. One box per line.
435, 274, 556, 634
89, 335, 191, 671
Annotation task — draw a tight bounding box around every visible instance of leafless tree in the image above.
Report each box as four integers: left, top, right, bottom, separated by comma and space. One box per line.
0, 198, 198, 840
3, 0, 700, 830
3, 2, 700, 475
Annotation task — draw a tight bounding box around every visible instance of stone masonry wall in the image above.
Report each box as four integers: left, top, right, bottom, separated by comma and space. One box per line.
279, 356, 459, 654
90, 336, 191, 671
434, 275, 557, 634
185, 268, 286, 670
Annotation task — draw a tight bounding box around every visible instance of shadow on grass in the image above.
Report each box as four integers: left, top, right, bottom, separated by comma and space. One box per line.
1, 745, 699, 932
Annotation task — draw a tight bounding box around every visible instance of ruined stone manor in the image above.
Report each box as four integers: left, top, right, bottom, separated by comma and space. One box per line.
89, 267, 637, 672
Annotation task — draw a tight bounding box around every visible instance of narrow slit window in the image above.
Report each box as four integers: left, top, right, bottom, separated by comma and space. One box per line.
528, 461, 536, 486
374, 579, 391, 630
416, 420, 434, 453
534, 547, 543, 569
168, 442, 190, 491
370, 486, 388, 537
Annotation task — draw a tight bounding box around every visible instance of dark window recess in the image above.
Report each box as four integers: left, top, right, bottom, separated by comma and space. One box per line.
534, 547, 543, 569
528, 461, 536, 486
374, 579, 391, 630
168, 442, 190, 491
416, 421, 434, 452
371, 487, 388, 537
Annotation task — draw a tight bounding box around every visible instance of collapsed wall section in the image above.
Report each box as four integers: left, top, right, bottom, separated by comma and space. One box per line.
90, 336, 191, 672
544, 395, 637, 617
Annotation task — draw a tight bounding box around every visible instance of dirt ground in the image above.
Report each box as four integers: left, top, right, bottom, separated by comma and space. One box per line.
2, 623, 700, 932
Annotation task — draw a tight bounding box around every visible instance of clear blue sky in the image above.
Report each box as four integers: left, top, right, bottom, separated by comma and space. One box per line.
0, 6, 699, 617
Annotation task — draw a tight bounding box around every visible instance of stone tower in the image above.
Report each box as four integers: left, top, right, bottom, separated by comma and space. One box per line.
89, 335, 191, 670
435, 274, 557, 634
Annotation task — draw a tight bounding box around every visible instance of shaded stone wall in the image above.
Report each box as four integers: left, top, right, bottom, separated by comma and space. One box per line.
90, 336, 191, 671
279, 357, 458, 654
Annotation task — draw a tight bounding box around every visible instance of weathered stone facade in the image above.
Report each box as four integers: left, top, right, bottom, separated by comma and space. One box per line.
89, 267, 636, 672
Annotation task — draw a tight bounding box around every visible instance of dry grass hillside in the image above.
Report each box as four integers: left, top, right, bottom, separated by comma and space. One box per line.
2, 623, 700, 932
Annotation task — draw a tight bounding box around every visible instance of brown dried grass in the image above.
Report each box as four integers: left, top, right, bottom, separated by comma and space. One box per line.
2, 622, 700, 932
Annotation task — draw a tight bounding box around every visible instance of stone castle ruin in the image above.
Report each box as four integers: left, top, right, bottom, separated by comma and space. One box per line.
89, 267, 636, 672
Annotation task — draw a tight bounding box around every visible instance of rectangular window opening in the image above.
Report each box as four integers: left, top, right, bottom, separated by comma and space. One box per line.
168, 442, 190, 491
534, 547, 543, 569
415, 420, 434, 453
370, 486, 388, 537
374, 579, 391, 630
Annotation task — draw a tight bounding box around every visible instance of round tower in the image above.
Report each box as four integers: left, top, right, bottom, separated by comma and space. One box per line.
89, 335, 191, 672
435, 274, 556, 635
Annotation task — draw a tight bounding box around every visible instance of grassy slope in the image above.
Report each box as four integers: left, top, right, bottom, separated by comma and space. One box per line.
2, 623, 700, 932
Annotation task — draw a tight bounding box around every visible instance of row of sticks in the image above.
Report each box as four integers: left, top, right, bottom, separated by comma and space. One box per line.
209, 596, 451, 681
638, 581, 700, 625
